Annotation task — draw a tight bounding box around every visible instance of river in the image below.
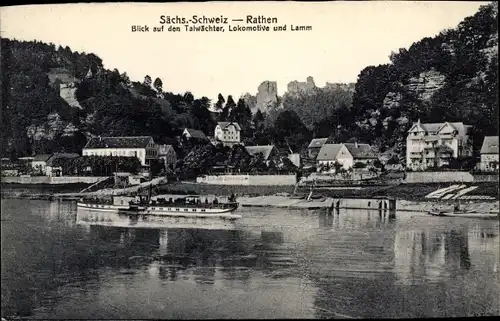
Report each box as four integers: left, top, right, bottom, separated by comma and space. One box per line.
1, 198, 499, 319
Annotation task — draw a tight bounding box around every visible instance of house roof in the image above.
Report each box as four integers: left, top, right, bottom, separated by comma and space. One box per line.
316, 144, 343, 161
184, 128, 207, 140
46, 153, 79, 166
33, 154, 53, 162
158, 144, 175, 155
217, 122, 241, 131
245, 145, 276, 160
83, 136, 154, 149
307, 138, 328, 149
409, 121, 471, 136
343, 143, 377, 159
480, 136, 499, 154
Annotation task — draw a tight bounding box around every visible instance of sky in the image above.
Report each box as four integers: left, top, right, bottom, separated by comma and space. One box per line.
1, 1, 488, 102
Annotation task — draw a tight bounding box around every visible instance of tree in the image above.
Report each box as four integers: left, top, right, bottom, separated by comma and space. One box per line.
143, 75, 152, 87
153, 77, 163, 93
215, 93, 225, 112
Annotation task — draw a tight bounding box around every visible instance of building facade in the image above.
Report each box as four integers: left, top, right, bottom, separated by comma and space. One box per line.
406, 120, 473, 170
480, 136, 499, 172
214, 122, 241, 147
316, 143, 378, 171
158, 144, 177, 169
82, 136, 158, 166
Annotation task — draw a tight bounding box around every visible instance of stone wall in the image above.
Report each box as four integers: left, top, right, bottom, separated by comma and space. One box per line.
196, 174, 297, 186
1, 176, 107, 185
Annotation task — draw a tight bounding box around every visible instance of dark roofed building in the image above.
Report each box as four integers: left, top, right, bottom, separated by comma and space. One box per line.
316, 143, 378, 171
307, 138, 329, 159
245, 145, 278, 165
183, 128, 208, 140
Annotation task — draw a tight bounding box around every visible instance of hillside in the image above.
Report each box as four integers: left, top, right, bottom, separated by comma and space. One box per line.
349, 2, 498, 159
0, 39, 217, 158
1, 2, 497, 163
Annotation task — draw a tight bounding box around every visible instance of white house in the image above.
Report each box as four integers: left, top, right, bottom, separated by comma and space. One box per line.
31, 153, 79, 176
31, 154, 52, 175
214, 122, 241, 147
316, 143, 378, 171
480, 136, 499, 172
82, 136, 158, 166
406, 120, 473, 170
158, 144, 177, 169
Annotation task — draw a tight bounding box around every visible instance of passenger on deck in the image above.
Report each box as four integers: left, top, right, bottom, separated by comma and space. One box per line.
213, 198, 218, 204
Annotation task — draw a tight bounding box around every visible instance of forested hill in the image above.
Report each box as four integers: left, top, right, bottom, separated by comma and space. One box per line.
0, 39, 221, 158
1, 2, 498, 162
347, 2, 498, 157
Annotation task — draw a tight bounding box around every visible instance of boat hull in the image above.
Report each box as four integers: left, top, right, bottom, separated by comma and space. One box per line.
76, 208, 240, 230
427, 210, 499, 220
76, 202, 241, 220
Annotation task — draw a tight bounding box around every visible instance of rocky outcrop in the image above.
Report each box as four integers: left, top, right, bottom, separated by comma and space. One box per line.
59, 84, 83, 109
382, 69, 446, 109
324, 82, 355, 92
287, 76, 316, 94
26, 113, 77, 141
251, 81, 280, 114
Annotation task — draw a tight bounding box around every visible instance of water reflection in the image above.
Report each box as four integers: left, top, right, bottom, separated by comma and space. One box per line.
1, 199, 499, 319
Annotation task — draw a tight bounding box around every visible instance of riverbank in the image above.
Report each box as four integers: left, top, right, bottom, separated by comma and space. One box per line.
2, 180, 498, 204
156, 181, 498, 201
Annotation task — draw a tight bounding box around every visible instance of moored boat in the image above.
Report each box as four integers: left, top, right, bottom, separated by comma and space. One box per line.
77, 191, 241, 220
427, 209, 498, 220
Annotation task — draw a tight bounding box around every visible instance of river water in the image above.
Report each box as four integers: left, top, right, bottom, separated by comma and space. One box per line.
1, 198, 499, 319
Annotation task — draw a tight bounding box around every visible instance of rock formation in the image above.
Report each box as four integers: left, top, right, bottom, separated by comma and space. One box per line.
287, 76, 317, 94
251, 81, 280, 114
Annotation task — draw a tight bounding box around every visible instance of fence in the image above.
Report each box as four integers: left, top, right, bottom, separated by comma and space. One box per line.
1, 176, 107, 185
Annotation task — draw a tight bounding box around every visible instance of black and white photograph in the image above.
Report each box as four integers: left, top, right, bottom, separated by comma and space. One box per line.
1, 1, 498, 319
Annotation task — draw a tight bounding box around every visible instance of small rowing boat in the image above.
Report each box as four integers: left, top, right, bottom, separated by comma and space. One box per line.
427, 210, 498, 220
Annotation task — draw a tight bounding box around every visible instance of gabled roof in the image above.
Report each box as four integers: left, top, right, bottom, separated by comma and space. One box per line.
343, 143, 377, 159
437, 122, 471, 136
217, 122, 241, 131
245, 145, 276, 160
408, 121, 471, 136
316, 144, 343, 161
158, 144, 176, 155
33, 154, 52, 162
307, 138, 328, 149
46, 153, 79, 166
480, 136, 499, 154
83, 136, 154, 149
184, 128, 207, 140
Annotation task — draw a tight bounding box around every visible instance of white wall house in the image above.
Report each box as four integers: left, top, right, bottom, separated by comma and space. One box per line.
31, 154, 52, 175
406, 120, 473, 170
82, 136, 158, 166
480, 136, 499, 172
316, 143, 378, 171
214, 122, 241, 147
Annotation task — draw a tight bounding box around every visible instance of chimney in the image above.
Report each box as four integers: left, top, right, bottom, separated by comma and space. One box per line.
355, 142, 358, 148
417, 118, 421, 126
98, 135, 102, 142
